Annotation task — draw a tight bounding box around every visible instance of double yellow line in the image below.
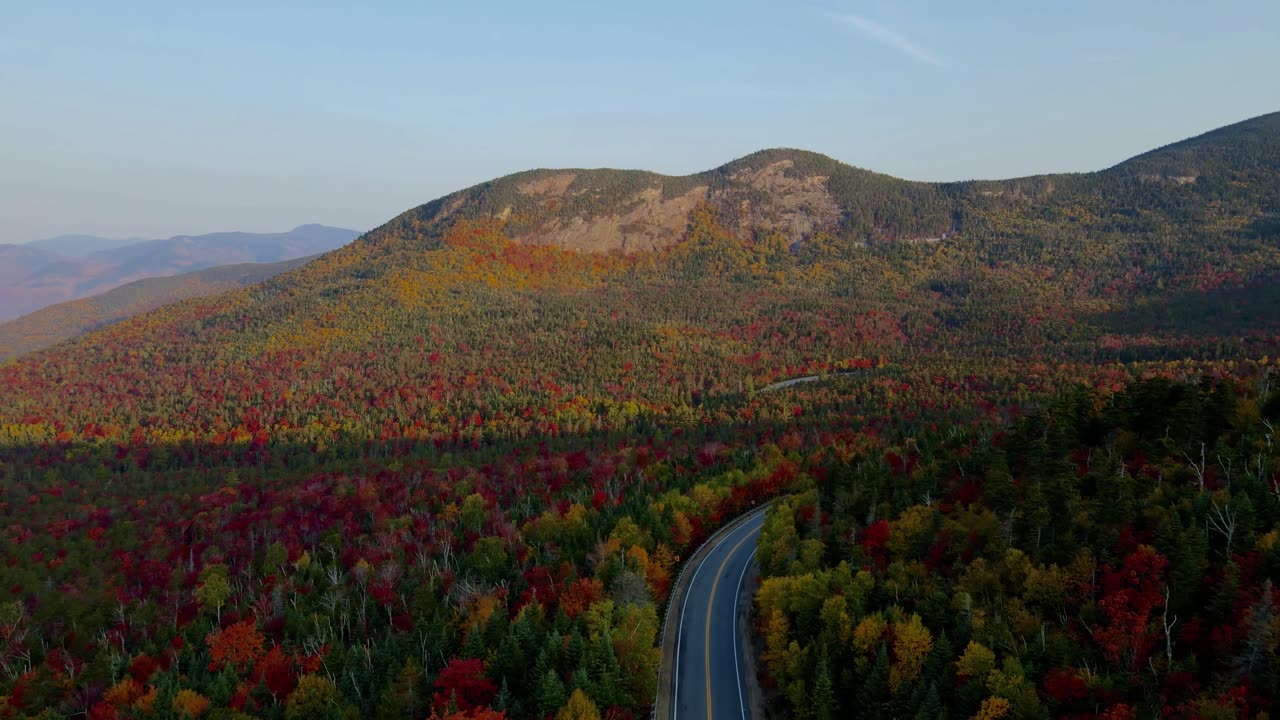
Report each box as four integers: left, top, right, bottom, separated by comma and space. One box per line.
702, 525, 760, 720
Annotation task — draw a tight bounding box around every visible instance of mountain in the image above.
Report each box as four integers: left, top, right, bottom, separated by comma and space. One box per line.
1, 113, 1279, 719
386, 147, 952, 254
1, 111, 1273, 437
353, 112, 1279, 258
0, 254, 320, 359
5, 112, 1278, 403
24, 234, 144, 256
0, 243, 63, 288
0, 224, 359, 321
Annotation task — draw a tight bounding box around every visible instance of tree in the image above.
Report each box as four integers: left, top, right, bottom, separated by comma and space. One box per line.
556, 688, 601, 720
206, 621, 265, 673
439, 709, 509, 720
608, 601, 661, 704
857, 646, 891, 719
377, 658, 424, 720
433, 658, 498, 713
435, 707, 504, 717
1095, 545, 1167, 672
1234, 579, 1278, 683
762, 608, 793, 679
812, 651, 837, 720
537, 668, 567, 717
286, 675, 343, 720
171, 688, 211, 717
956, 642, 997, 680
914, 683, 943, 720
196, 564, 231, 624
890, 614, 934, 693
971, 697, 1011, 720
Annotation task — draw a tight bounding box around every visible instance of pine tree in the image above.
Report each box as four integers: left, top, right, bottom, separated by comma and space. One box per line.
914, 683, 944, 720
812, 650, 837, 720
494, 678, 514, 713
857, 646, 891, 720
376, 658, 423, 720
463, 622, 487, 659
895, 679, 926, 720
922, 631, 953, 688
571, 667, 590, 695
587, 632, 626, 708
537, 668, 567, 717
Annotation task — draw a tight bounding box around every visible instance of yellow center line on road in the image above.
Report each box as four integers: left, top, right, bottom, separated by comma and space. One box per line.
704, 526, 760, 720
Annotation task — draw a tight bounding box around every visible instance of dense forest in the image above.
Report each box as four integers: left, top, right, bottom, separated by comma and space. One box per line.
0, 113, 1278, 718
756, 377, 1280, 719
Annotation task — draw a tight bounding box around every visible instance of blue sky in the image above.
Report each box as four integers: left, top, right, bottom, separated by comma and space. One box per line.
2, 0, 1278, 241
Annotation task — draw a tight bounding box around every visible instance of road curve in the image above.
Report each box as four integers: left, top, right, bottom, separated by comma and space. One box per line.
759, 371, 859, 393
668, 507, 767, 720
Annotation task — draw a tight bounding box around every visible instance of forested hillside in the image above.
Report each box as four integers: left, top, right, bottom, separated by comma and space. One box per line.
0, 256, 320, 360
755, 378, 1280, 719
0, 114, 1277, 719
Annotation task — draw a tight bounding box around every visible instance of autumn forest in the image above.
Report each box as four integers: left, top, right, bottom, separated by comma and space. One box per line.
1, 113, 1279, 720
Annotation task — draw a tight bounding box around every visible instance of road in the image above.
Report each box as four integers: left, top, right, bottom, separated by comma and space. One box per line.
759, 371, 858, 393
668, 507, 767, 720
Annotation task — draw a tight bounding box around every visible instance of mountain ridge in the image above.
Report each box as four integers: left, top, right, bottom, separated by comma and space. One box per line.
355, 111, 1278, 257
23, 234, 144, 256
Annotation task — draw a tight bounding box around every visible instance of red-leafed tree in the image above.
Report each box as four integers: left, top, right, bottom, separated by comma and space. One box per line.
432, 658, 498, 712
1094, 545, 1168, 672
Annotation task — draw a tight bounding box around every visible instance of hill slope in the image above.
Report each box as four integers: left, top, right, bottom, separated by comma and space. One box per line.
0, 255, 320, 359
0, 224, 359, 321
0, 113, 1278, 720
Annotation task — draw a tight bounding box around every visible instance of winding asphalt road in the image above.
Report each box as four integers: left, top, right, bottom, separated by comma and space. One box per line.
669, 507, 767, 720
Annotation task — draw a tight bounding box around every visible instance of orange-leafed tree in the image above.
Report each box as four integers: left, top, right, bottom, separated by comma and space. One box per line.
206, 620, 266, 672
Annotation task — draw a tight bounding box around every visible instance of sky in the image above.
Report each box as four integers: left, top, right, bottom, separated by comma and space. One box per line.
2, 1, 1278, 242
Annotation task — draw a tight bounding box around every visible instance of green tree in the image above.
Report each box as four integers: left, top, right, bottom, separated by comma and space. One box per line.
812, 650, 837, 720
537, 668, 567, 717
196, 564, 231, 624
857, 646, 891, 719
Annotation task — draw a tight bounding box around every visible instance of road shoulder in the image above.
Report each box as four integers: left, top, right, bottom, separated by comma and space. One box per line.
735, 553, 767, 720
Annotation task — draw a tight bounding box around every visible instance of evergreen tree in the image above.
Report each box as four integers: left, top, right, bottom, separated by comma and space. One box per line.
914, 683, 944, 720
812, 650, 836, 720
537, 668, 567, 717
857, 646, 891, 720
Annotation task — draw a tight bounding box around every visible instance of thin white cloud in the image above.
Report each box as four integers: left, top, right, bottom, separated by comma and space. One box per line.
835, 12, 942, 67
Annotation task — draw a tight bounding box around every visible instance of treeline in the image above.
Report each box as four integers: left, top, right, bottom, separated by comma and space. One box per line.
755, 378, 1280, 718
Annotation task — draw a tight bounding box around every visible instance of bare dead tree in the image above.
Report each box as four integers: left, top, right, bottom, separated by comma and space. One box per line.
1207, 497, 1238, 557
1162, 588, 1178, 664
1184, 442, 1208, 491
1234, 580, 1277, 681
